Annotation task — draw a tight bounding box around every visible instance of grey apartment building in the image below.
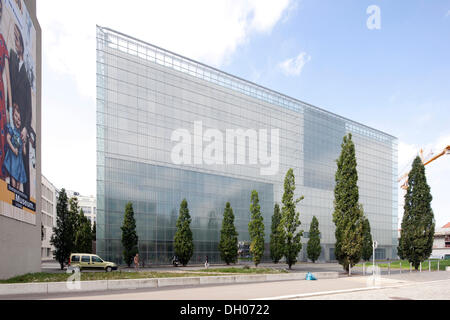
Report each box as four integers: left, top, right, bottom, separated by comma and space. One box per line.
96, 26, 398, 265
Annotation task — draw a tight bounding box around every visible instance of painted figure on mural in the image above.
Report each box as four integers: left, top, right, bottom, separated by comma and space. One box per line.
8, 23, 31, 194
3, 102, 26, 189
0, 0, 13, 180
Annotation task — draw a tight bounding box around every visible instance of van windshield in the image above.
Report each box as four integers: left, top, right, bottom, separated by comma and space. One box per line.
92, 256, 103, 263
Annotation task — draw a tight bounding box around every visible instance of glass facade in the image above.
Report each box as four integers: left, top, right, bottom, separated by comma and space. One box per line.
96, 26, 398, 264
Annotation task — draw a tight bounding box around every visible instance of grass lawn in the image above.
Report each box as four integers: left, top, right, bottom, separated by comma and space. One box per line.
0, 266, 286, 284
196, 267, 288, 274
356, 259, 450, 271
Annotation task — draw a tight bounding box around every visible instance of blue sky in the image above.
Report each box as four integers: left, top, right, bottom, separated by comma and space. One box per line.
225, 0, 450, 145
38, 0, 450, 227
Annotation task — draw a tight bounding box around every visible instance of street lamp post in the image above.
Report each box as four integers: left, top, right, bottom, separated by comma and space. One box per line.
372, 240, 377, 276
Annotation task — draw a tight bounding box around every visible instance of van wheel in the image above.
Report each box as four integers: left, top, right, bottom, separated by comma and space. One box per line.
106, 266, 112, 272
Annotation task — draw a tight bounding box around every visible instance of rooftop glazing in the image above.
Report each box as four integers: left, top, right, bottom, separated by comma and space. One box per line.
97, 26, 397, 144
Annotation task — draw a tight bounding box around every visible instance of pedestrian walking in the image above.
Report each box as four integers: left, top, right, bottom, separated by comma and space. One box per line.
134, 253, 140, 271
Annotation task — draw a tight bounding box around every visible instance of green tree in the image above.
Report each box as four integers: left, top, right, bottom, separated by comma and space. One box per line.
121, 202, 139, 267
398, 156, 435, 270
248, 190, 265, 267
173, 199, 194, 266
270, 203, 284, 263
333, 134, 364, 272
68, 197, 80, 227
219, 202, 239, 265
307, 216, 321, 263
50, 189, 76, 270
361, 216, 373, 262
279, 168, 304, 269
74, 209, 93, 253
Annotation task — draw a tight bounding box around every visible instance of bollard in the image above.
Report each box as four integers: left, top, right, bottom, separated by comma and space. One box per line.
400, 262, 402, 274
429, 260, 431, 272
420, 262, 422, 272
363, 263, 365, 276
438, 260, 440, 272
410, 262, 412, 273
388, 262, 391, 275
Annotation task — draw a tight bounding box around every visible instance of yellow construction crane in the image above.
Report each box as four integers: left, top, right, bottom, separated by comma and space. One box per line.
398, 145, 450, 190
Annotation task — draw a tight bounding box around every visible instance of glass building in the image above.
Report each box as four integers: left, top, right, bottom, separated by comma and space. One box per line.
96, 26, 398, 264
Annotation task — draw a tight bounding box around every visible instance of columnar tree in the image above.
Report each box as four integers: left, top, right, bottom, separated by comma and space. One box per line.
121, 202, 139, 267
173, 199, 194, 266
270, 203, 283, 263
398, 156, 435, 270
333, 134, 364, 272
307, 216, 321, 263
92, 221, 97, 240
279, 168, 304, 269
248, 190, 265, 267
51, 189, 75, 270
219, 202, 239, 265
74, 209, 93, 253
361, 216, 373, 262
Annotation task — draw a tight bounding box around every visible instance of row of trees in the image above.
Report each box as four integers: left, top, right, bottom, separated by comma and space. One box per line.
50, 189, 96, 270
168, 169, 307, 268
119, 144, 377, 269
66, 133, 434, 272
332, 133, 434, 272
120, 168, 310, 268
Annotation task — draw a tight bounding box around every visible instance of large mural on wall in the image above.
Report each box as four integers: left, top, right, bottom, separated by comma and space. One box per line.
0, 0, 37, 225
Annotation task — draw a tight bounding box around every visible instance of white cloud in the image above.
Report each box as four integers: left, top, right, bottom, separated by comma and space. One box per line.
37, 1, 294, 195
278, 52, 311, 76
446, 10, 450, 17
37, 0, 292, 100
397, 135, 450, 229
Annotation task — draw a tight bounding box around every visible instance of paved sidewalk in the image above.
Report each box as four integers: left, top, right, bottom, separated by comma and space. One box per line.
295, 277, 450, 300
5, 267, 448, 300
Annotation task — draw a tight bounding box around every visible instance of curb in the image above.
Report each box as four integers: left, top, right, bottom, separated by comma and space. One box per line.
0, 271, 339, 296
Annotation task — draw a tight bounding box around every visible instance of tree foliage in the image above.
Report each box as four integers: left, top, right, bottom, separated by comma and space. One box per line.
279, 168, 304, 269
398, 156, 435, 270
307, 216, 321, 263
248, 190, 265, 267
361, 216, 373, 262
333, 134, 364, 272
121, 202, 139, 267
174, 199, 194, 266
74, 209, 93, 254
219, 202, 239, 265
50, 189, 76, 270
269, 203, 284, 263
92, 221, 97, 240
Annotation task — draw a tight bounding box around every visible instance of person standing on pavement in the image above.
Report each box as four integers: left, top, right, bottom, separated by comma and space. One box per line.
205, 256, 209, 269
134, 253, 139, 271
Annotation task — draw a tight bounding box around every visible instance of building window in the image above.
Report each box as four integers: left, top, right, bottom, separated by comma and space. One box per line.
375, 248, 386, 260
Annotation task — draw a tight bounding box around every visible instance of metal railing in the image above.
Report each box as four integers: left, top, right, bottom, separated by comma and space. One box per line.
357, 259, 443, 276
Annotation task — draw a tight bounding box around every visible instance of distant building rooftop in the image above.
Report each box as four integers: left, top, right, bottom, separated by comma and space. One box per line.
435, 223, 450, 236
